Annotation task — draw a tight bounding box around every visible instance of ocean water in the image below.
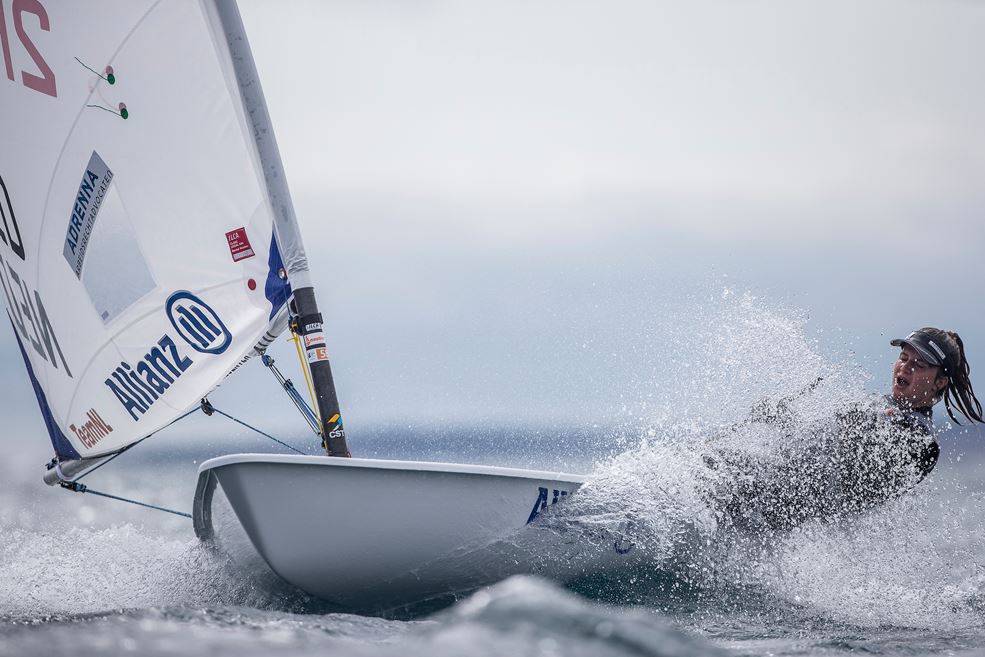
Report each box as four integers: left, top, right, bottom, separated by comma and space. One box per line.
2, 293, 985, 656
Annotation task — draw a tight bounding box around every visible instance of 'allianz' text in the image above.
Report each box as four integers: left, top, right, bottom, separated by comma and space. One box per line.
105, 335, 193, 421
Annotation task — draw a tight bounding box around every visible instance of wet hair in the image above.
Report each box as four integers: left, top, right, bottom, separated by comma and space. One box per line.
919, 327, 983, 425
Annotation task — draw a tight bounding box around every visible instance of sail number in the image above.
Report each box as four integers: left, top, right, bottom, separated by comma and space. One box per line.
0, 248, 72, 378
0, 0, 56, 98
0, 175, 71, 378
0, 175, 24, 260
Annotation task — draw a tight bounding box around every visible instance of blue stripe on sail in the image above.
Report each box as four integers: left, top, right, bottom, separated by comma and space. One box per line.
9, 317, 81, 460
265, 232, 291, 320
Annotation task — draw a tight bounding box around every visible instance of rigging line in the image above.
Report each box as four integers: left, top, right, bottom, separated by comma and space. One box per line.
260, 355, 320, 434
60, 481, 191, 519
84, 103, 126, 117
291, 331, 320, 425
76, 407, 199, 481
73, 57, 113, 83
210, 406, 306, 455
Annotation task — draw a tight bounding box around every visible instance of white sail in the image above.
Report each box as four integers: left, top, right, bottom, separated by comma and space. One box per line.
0, 0, 303, 461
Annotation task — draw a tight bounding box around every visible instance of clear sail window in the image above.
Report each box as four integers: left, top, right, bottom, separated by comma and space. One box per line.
80, 183, 156, 324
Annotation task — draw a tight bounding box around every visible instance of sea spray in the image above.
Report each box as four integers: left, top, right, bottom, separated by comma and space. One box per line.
755, 475, 985, 629
548, 288, 861, 565
555, 289, 985, 631
0, 524, 323, 620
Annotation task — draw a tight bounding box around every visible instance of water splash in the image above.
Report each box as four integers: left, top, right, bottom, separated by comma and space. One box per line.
0, 523, 322, 620
557, 289, 985, 630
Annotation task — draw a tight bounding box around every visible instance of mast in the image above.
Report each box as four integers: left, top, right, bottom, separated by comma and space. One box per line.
212, 0, 350, 456
291, 289, 350, 456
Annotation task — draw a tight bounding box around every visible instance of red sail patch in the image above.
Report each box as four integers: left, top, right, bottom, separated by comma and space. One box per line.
225, 227, 255, 262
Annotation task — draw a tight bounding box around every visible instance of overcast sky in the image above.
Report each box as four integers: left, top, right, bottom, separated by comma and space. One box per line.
3, 0, 984, 458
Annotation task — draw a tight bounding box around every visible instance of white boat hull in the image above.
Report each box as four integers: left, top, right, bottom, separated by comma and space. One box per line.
195, 454, 628, 610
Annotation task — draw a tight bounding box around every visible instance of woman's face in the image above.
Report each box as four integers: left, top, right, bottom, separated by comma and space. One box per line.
891, 344, 947, 408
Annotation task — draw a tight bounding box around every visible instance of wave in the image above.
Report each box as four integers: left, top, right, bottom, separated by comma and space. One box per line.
0, 577, 722, 657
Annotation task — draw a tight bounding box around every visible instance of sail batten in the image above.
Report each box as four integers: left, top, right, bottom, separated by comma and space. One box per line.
0, 0, 305, 464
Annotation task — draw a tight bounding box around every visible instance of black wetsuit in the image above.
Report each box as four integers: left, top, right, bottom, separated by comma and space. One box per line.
709, 394, 939, 531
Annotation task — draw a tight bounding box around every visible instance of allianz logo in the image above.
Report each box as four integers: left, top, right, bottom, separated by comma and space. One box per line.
525, 486, 635, 555
102, 292, 231, 424
526, 486, 570, 524
166, 291, 231, 355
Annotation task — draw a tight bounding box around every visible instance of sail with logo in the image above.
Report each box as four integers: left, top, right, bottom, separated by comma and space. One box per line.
2, 0, 612, 612
0, 0, 341, 477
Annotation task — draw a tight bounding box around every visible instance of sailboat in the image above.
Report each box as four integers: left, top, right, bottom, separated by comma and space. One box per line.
0, 0, 630, 610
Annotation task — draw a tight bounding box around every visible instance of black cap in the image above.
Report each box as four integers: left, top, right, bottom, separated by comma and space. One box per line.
891, 329, 954, 372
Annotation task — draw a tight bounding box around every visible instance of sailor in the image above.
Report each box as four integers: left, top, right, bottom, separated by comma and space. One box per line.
709, 327, 983, 530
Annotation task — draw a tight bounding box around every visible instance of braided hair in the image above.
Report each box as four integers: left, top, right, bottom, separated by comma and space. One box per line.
920, 327, 983, 425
